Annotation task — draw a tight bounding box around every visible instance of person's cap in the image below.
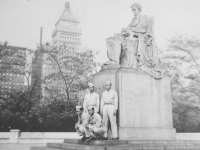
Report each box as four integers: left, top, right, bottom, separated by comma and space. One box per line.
105, 80, 111, 85
87, 106, 94, 110
88, 82, 94, 88
76, 106, 82, 111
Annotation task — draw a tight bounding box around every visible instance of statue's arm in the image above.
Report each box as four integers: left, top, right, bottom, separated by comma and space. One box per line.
127, 20, 133, 29
130, 17, 148, 34
118, 20, 133, 36
130, 25, 147, 34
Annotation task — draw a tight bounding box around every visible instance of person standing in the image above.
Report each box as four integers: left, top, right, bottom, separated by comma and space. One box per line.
83, 83, 100, 113
101, 81, 118, 140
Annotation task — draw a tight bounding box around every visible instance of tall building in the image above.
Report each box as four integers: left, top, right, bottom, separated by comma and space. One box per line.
36, 2, 95, 103
52, 2, 82, 50
0, 45, 27, 99
42, 2, 83, 100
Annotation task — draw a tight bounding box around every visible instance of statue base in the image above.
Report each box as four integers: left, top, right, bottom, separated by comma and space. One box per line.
31, 139, 200, 150
93, 68, 176, 140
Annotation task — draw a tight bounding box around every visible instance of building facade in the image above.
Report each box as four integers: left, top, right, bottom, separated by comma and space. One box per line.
52, 2, 82, 50
0, 45, 27, 99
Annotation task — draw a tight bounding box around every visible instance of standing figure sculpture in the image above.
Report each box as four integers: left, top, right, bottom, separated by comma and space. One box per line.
101, 81, 118, 140
106, 3, 164, 79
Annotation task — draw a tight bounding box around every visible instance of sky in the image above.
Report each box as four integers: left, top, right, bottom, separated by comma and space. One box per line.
1, 0, 200, 62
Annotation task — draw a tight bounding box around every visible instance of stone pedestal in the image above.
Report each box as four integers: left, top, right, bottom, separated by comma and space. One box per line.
9, 129, 20, 143
93, 67, 176, 140
31, 138, 200, 150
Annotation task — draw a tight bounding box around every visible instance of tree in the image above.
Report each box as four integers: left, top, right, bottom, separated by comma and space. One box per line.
159, 35, 200, 132
43, 44, 99, 101
173, 101, 200, 132
1, 42, 96, 132
0, 89, 78, 132
0, 43, 45, 131
0, 42, 99, 131
37, 97, 77, 132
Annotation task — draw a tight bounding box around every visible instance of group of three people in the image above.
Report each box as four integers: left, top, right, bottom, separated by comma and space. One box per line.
75, 81, 118, 141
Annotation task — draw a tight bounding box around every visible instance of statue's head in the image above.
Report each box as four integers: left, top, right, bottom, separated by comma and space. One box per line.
131, 3, 142, 16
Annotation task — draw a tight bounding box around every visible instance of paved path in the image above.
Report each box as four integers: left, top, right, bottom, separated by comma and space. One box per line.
0, 143, 46, 150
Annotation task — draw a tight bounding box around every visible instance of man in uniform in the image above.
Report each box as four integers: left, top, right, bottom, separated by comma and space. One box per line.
83, 83, 100, 113
75, 106, 89, 140
101, 81, 118, 140
86, 106, 106, 141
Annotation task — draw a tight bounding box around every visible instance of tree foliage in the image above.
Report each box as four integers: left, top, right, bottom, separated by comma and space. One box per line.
43, 44, 98, 101
160, 35, 200, 132
0, 43, 98, 132
0, 90, 78, 132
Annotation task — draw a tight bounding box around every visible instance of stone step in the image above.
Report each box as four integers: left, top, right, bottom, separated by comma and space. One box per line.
31, 140, 200, 150
31, 144, 200, 150
128, 140, 200, 146
47, 142, 106, 150
129, 140, 200, 145
63, 139, 79, 144
64, 138, 129, 146
47, 143, 167, 150
64, 139, 200, 146
30, 146, 62, 150
46, 142, 200, 150
166, 145, 200, 150
107, 145, 200, 150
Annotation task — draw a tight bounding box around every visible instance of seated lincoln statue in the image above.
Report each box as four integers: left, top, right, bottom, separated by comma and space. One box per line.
105, 3, 164, 79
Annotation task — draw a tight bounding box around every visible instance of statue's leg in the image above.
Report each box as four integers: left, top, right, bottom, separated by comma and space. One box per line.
129, 40, 138, 69
106, 34, 124, 64
122, 40, 138, 68
121, 40, 129, 67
